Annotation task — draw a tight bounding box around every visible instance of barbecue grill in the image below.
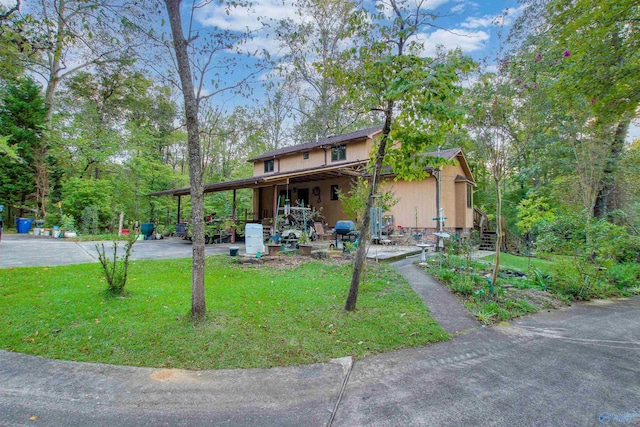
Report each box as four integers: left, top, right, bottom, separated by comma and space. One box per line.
331, 220, 358, 248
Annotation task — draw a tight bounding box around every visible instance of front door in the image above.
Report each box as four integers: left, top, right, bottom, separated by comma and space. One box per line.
297, 188, 309, 207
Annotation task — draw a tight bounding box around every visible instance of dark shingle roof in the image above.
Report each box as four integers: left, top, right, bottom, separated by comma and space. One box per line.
247, 126, 383, 162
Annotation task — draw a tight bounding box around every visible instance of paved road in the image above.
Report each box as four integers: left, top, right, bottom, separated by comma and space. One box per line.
0, 234, 240, 268
1, 297, 638, 426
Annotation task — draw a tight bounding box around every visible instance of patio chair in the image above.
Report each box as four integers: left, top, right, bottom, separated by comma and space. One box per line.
314, 222, 333, 241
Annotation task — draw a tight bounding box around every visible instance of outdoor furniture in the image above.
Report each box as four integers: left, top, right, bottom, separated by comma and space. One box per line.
314, 222, 332, 241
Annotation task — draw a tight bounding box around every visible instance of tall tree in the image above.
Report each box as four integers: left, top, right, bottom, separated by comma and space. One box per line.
331, 0, 473, 311
0, 77, 48, 217
17, 0, 140, 216
514, 0, 639, 219
466, 73, 517, 289
277, 0, 372, 142
162, 0, 268, 319
164, 0, 207, 318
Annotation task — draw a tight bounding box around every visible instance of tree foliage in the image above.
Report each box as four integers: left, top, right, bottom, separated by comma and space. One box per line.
327, 0, 473, 310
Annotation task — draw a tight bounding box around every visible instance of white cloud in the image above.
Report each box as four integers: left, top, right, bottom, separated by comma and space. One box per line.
423, 0, 452, 10
460, 5, 526, 29
194, 0, 300, 33
461, 16, 495, 29
415, 28, 490, 57
235, 35, 285, 58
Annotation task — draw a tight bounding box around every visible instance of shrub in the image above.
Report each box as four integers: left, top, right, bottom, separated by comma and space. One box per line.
450, 276, 476, 295
549, 257, 609, 300
81, 206, 100, 235
535, 213, 586, 254
606, 263, 640, 291
95, 233, 138, 295
61, 178, 114, 230
585, 221, 640, 264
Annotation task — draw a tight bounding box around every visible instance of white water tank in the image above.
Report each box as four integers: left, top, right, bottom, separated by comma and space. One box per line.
244, 223, 265, 255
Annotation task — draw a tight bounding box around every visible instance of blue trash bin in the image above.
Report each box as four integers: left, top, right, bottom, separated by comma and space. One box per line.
16, 218, 34, 234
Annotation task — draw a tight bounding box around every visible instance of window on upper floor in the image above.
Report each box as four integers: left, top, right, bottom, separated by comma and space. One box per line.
303, 152, 309, 160
467, 183, 473, 209
264, 159, 274, 173
331, 145, 346, 162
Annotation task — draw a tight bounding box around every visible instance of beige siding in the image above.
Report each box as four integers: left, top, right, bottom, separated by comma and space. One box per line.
440, 166, 458, 228
252, 139, 373, 176
250, 138, 475, 234
379, 160, 472, 231
455, 182, 467, 228
381, 178, 438, 229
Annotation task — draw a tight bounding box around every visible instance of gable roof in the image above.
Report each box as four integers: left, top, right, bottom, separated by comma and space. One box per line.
247, 126, 383, 162
378, 147, 475, 185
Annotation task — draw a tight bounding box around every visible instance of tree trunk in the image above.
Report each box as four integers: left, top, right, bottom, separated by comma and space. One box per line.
165, 0, 206, 319
593, 117, 630, 219
491, 178, 502, 294
345, 100, 393, 311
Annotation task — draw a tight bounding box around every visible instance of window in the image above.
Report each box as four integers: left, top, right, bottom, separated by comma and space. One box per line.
303, 152, 309, 160
331, 145, 346, 162
331, 184, 339, 201
467, 183, 473, 208
264, 159, 274, 173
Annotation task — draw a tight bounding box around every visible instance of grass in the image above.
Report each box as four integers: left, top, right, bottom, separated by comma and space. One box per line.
0, 256, 446, 370
479, 252, 571, 274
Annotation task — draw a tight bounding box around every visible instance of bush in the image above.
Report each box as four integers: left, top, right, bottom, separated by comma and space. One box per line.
81, 206, 100, 235
606, 263, 640, 291
535, 214, 640, 263
450, 276, 476, 295
95, 233, 137, 295
535, 213, 586, 254
548, 258, 609, 300
61, 178, 114, 230
585, 221, 640, 264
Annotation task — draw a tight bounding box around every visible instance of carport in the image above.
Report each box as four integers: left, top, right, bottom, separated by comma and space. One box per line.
147, 161, 366, 241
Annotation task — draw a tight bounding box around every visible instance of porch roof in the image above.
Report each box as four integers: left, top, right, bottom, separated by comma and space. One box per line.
147, 160, 367, 197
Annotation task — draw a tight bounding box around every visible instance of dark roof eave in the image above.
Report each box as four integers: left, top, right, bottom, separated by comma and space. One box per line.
148, 160, 368, 197
247, 126, 383, 162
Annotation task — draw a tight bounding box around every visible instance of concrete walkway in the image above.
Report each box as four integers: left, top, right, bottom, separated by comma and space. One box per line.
393, 256, 479, 335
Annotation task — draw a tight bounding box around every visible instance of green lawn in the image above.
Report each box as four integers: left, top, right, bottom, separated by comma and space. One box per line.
0, 256, 446, 369
480, 252, 572, 274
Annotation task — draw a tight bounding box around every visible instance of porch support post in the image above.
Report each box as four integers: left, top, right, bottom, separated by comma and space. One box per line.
231, 189, 237, 243
272, 184, 278, 235
177, 196, 182, 223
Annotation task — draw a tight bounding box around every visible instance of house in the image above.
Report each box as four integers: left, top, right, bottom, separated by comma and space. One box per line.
149, 126, 476, 239
247, 126, 475, 236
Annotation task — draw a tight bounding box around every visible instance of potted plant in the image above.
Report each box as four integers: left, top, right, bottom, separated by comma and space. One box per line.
155, 225, 164, 240
61, 214, 77, 238
298, 231, 313, 256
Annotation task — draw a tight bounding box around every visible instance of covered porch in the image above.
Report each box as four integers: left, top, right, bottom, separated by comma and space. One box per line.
147, 161, 366, 241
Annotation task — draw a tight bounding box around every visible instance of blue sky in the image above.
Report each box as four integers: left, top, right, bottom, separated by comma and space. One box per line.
191, 0, 523, 61
187, 0, 640, 141
187, 0, 523, 98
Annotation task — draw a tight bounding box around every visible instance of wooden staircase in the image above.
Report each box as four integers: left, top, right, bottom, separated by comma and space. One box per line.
474, 208, 524, 253
474, 208, 496, 251
479, 230, 497, 251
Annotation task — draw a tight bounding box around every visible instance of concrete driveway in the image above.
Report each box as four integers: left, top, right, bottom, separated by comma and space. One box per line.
0, 234, 241, 268
1, 296, 638, 426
